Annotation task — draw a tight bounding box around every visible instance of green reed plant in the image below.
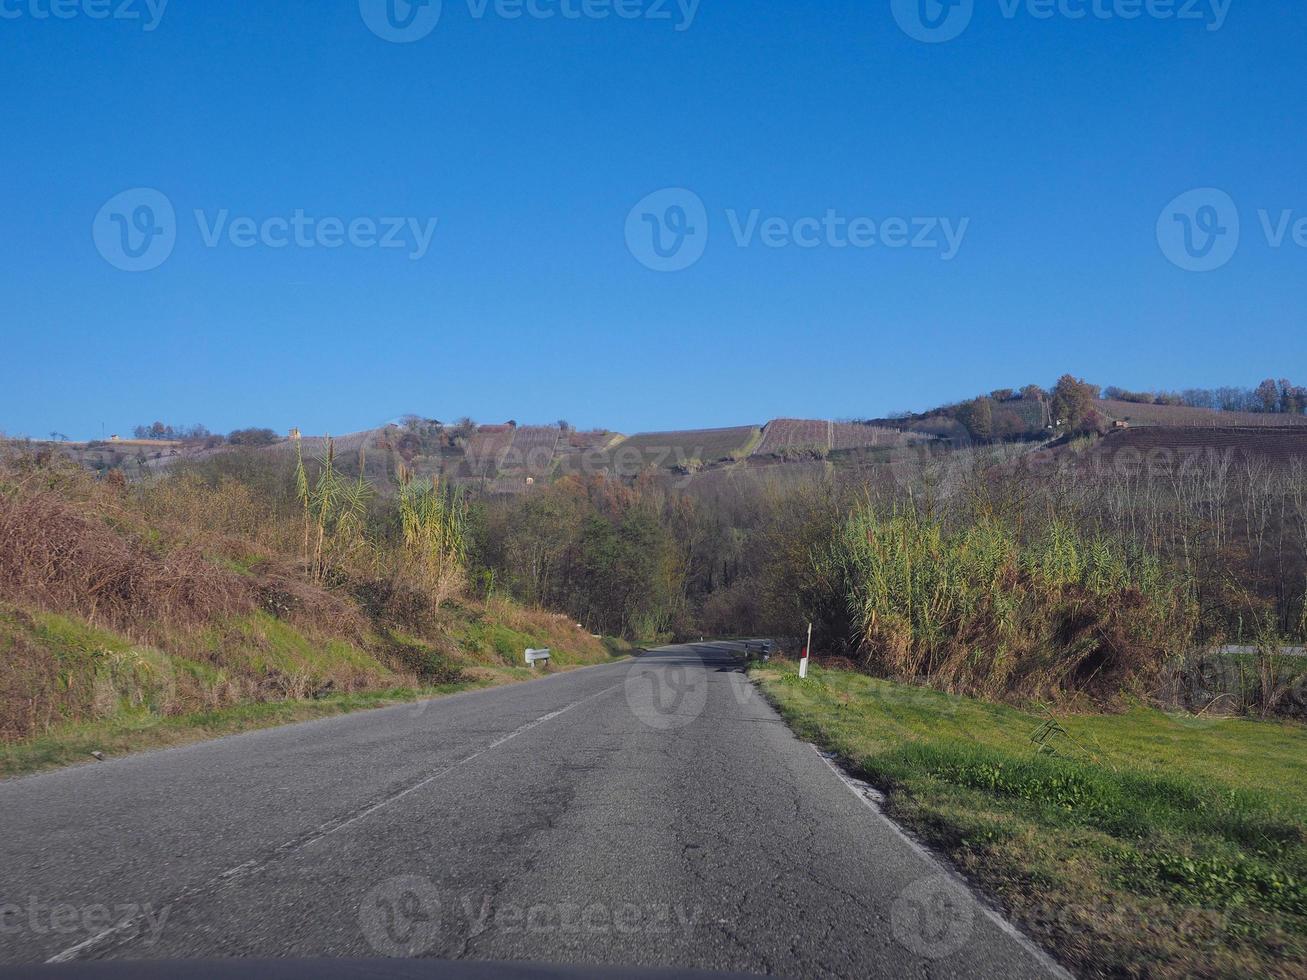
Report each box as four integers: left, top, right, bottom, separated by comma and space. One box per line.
831, 501, 1197, 702
294, 437, 373, 585
397, 465, 469, 613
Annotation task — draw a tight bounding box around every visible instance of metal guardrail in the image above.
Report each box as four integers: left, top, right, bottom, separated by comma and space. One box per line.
525, 648, 551, 667
1215, 645, 1306, 659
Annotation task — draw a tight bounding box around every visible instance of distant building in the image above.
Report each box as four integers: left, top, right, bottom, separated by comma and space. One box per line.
109, 434, 120, 442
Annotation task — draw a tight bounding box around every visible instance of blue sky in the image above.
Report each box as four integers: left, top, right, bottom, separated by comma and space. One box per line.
2, 0, 1304, 439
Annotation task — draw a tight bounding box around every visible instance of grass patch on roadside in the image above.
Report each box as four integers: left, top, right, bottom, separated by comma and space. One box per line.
753, 662, 1307, 979
1, 603, 634, 782
0, 682, 486, 780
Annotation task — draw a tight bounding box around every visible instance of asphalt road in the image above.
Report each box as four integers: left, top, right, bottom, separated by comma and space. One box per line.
0, 644, 1065, 978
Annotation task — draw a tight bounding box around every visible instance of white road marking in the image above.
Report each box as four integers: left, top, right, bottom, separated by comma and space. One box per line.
46, 682, 624, 963
811, 746, 1073, 980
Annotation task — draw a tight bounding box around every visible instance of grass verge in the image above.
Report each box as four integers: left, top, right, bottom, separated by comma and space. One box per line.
2, 647, 632, 782
753, 661, 1307, 979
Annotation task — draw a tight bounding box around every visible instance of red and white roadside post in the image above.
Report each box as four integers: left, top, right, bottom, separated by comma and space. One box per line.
799, 622, 812, 679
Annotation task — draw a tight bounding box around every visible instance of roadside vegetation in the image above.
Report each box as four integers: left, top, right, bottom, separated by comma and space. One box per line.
755, 662, 1306, 979
0, 446, 629, 777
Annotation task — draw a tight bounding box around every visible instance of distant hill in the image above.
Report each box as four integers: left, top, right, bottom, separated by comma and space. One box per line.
1097, 399, 1307, 428
12, 392, 1307, 493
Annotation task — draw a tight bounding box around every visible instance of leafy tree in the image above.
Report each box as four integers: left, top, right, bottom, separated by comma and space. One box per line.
1277, 379, 1304, 415
1051, 375, 1101, 432
228, 428, 278, 447
1256, 379, 1280, 413
957, 397, 994, 441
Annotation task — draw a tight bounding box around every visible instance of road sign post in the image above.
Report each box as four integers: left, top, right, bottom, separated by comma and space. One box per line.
799, 623, 811, 679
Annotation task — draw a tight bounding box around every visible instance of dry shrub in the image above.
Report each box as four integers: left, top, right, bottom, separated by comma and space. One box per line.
249, 559, 370, 642
136, 472, 273, 543
0, 481, 252, 632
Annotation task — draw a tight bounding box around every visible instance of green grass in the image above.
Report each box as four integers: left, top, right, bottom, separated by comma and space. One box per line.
2, 603, 633, 781
0, 682, 484, 780
453, 613, 633, 669
754, 662, 1307, 979
198, 611, 390, 678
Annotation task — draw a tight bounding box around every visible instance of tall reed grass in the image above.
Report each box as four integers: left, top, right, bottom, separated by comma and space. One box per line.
824, 502, 1198, 702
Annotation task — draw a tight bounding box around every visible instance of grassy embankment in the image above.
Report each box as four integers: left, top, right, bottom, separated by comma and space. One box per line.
754, 661, 1306, 979
0, 601, 631, 780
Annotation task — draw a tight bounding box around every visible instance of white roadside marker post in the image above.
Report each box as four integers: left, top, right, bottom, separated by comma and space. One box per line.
799, 622, 812, 679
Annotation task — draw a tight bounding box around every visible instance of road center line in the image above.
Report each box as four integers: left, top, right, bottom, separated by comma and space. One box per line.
46, 680, 625, 963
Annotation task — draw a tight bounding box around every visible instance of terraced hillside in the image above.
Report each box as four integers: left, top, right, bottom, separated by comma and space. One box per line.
830, 422, 935, 452
580, 426, 761, 477
507, 426, 561, 476
755, 419, 830, 456
462, 425, 515, 478
1099, 399, 1307, 428
1088, 425, 1307, 468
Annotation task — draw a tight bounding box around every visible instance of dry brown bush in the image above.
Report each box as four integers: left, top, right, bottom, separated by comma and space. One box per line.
0, 478, 253, 633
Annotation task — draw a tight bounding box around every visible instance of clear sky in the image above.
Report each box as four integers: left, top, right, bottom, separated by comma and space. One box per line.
2, 0, 1303, 439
